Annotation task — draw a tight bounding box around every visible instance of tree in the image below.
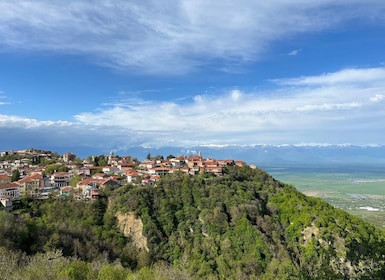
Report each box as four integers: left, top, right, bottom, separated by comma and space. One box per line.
97, 158, 107, 167
70, 174, 82, 187
97, 264, 127, 280
44, 164, 68, 176
57, 261, 93, 279
11, 169, 20, 182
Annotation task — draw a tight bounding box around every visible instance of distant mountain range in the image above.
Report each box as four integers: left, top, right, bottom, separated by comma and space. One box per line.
49, 144, 385, 167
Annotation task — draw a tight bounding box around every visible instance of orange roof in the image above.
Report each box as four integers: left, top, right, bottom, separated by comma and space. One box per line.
127, 170, 139, 177
61, 186, 72, 192
18, 173, 42, 183
151, 167, 171, 171
0, 174, 11, 181
78, 178, 100, 185
0, 183, 19, 190
52, 172, 70, 176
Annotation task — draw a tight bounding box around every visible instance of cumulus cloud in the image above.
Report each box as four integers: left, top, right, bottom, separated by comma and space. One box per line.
0, 1, 384, 74
71, 67, 385, 147
1, 66, 384, 150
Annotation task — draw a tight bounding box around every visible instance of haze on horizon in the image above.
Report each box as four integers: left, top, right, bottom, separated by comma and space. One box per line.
1, 1, 385, 154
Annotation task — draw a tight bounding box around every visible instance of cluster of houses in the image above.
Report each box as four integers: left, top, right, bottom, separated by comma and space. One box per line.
0, 149, 246, 210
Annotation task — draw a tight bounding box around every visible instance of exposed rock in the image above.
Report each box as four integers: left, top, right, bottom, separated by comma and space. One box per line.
116, 211, 149, 252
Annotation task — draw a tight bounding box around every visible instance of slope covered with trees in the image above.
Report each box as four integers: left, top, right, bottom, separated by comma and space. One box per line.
111, 165, 385, 279
1, 165, 384, 279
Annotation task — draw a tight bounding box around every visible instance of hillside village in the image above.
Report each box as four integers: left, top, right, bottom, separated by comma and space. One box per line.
0, 148, 246, 209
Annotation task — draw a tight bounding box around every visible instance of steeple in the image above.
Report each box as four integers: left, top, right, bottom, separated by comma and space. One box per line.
108, 150, 114, 165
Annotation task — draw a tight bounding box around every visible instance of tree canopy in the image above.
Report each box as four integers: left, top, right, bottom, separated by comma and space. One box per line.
1, 165, 385, 279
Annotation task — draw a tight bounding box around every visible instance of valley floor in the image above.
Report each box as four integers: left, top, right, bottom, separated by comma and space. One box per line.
264, 164, 385, 228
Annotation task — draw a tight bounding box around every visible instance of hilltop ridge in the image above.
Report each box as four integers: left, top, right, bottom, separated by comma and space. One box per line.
109, 165, 385, 279
1, 149, 385, 278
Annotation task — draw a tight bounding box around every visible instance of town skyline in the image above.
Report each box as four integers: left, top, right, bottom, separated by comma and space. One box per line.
0, 146, 246, 209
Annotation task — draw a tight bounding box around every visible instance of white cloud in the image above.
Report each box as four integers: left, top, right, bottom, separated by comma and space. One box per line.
0, 1, 384, 74
71, 67, 385, 146
1, 67, 384, 149
274, 67, 385, 86
0, 93, 9, 105
370, 94, 385, 102
288, 49, 302, 56
0, 114, 72, 128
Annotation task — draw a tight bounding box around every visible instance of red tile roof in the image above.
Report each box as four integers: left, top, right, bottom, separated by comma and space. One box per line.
0, 174, 11, 181
0, 183, 19, 190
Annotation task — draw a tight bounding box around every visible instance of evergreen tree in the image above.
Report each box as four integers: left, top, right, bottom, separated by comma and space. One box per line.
11, 169, 20, 182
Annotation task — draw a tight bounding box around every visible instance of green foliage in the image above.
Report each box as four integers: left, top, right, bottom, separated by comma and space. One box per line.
97, 263, 127, 280
70, 174, 82, 187
97, 158, 107, 167
0, 153, 23, 161
111, 165, 385, 279
0, 197, 132, 267
11, 169, 21, 181
1, 165, 385, 279
57, 261, 93, 280
44, 164, 68, 175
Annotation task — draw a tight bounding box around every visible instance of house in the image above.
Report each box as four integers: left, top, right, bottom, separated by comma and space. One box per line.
62, 152, 76, 163
179, 167, 190, 174
17, 173, 44, 197
139, 160, 155, 170
149, 167, 171, 176
83, 186, 99, 200
216, 159, 234, 167
204, 166, 223, 176
60, 186, 73, 196
82, 159, 94, 167
0, 174, 11, 185
30, 168, 45, 176
78, 167, 94, 177
126, 169, 140, 183
99, 178, 120, 189
66, 161, 82, 170
187, 156, 203, 169
92, 173, 109, 180
117, 160, 135, 169
40, 186, 57, 199
77, 177, 119, 192
0, 183, 20, 199
169, 158, 186, 168
102, 166, 120, 174
0, 183, 20, 208
141, 177, 156, 186
50, 172, 72, 188
77, 178, 100, 192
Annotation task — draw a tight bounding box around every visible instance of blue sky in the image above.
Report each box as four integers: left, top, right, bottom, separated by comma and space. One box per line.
1, 1, 385, 155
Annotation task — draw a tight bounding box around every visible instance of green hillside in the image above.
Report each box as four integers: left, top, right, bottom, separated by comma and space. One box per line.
1, 165, 385, 279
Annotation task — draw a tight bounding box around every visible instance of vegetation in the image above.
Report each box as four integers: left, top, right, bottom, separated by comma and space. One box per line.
1, 165, 385, 279
43, 164, 69, 175
267, 166, 385, 227
11, 169, 20, 182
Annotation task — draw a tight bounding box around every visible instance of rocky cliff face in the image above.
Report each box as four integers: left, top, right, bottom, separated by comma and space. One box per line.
116, 211, 149, 252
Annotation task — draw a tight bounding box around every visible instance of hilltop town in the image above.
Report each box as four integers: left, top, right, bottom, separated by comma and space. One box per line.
0, 148, 246, 209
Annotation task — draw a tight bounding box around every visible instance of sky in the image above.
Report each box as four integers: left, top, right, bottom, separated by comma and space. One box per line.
1, 1, 385, 155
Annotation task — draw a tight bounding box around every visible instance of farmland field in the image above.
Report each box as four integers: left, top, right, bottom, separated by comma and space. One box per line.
263, 164, 385, 228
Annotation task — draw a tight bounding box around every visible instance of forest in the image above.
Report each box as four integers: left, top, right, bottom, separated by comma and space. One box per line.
1, 165, 385, 279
